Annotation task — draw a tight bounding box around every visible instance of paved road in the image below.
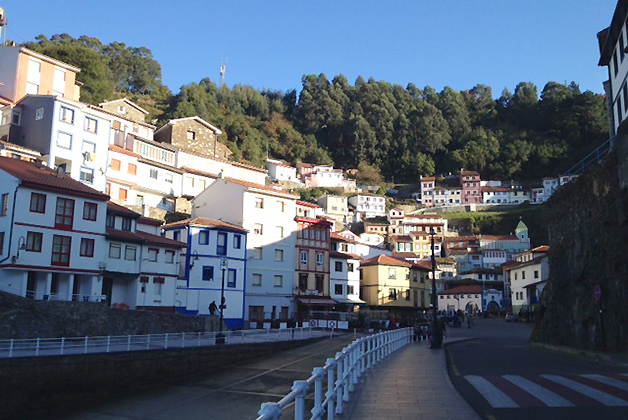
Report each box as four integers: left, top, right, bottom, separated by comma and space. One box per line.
446, 318, 628, 420
45, 333, 357, 420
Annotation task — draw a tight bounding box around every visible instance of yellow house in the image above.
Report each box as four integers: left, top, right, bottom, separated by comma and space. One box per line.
360, 255, 432, 313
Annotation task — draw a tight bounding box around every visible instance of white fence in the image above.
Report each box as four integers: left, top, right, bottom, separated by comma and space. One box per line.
256, 327, 411, 420
0, 327, 329, 359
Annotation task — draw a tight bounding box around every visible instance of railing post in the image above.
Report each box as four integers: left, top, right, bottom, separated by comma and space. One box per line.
258, 402, 282, 420
60, 337, 65, 355
366, 336, 372, 370
9, 339, 14, 358
292, 380, 309, 420
127, 335, 131, 351
35, 338, 40, 356
181, 332, 185, 348
311, 367, 326, 419
84, 336, 88, 354
106, 336, 111, 353
146, 334, 151, 350
197, 331, 201, 347
342, 348, 350, 401
335, 351, 344, 415
325, 358, 337, 420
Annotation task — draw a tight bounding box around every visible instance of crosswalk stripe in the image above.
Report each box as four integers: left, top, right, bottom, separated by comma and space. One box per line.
465, 375, 518, 408
541, 375, 628, 406
502, 375, 574, 407
581, 374, 628, 392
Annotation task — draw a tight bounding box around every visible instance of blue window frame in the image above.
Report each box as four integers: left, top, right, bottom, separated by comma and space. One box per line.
217, 232, 227, 255
234, 234, 242, 249
202, 266, 214, 281
227, 268, 236, 288
199, 230, 209, 245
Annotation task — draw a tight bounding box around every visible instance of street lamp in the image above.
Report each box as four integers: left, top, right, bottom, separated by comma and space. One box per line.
217, 258, 228, 344
429, 227, 441, 348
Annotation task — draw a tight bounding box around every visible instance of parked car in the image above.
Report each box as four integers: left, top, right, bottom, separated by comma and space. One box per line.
505, 312, 516, 322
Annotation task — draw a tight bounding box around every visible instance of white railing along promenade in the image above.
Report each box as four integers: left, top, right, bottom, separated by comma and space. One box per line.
0, 327, 328, 359
256, 327, 412, 420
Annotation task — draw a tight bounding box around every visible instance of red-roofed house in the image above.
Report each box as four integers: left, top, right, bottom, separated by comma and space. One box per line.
330, 233, 364, 310
460, 170, 481, 204
0, 157, 109, 302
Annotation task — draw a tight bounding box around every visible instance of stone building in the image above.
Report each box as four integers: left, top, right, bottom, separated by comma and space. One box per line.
154, 116, 231, 159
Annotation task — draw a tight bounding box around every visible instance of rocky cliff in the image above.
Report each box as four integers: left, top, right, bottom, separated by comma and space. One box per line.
534, 144, 628, 353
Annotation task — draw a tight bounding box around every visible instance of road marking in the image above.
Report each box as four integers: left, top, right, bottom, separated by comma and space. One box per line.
447, 348, 460, 376
542, 374, 628, 406
465, 375, 518, 408
581, 374, 628, 392
502, 375, 574, 407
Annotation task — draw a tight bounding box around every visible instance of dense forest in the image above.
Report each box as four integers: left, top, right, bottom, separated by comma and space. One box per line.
23, 34, 610, 183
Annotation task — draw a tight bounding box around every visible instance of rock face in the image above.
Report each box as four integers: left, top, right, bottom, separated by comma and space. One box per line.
534, 146, 628, 353
0, 292, 205, 339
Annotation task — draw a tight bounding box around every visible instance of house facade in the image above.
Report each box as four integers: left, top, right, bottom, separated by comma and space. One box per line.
461, 170, 482, 204
329, 233, 363, 309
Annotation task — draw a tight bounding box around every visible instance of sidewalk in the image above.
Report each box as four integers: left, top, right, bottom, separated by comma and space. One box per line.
341, 331, 481, 420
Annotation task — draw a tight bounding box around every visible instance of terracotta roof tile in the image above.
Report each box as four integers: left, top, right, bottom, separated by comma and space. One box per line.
440, 285, 482, 295
107, 201, 141, 218
135, 230, 186, 248
360, 254, 411, 267
162, 217, 247, 233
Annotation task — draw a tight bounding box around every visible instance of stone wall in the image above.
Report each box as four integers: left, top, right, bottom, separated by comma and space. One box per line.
534, 142, 628, 353
0, 338, 323, 417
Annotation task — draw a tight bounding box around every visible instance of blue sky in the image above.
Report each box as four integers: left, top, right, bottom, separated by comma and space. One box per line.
3, 1, 619, 97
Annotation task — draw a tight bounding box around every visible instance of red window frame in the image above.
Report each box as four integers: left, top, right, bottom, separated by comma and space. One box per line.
83, 202, 97, 221
29, 193, 46, 213
51, 235, 71, 266
26, 231, 43, 252
80, 238, 94, 257
55, 198, 74, 229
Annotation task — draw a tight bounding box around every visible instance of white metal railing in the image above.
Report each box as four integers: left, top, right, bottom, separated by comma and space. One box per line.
0, 284, 106, 302
0, 327, 327, 359
256, 327, 411, 420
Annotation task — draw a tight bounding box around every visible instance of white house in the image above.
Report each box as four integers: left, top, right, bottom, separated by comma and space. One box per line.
162, 217, 247, 328
0, 157, 109, 302
330, 232, 364, 308
506, 246, 550, 314
267, 158, 300, 184
192, 176, 299, 325
348, 194, 386, 221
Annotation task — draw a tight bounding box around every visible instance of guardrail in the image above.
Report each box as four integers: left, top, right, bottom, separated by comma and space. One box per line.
0, 327, 328, 359
563, 135, 616, 178
256, 327, 411, 420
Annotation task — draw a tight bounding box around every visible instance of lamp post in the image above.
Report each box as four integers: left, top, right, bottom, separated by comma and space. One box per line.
217, 258, 228, 343
429, 227, 441, 348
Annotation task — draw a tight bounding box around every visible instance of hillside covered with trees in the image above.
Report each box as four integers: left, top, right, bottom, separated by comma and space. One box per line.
23, 34, 610, 183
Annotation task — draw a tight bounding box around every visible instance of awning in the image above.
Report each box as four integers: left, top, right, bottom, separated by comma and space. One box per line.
333, 297, 367, 305
297, 297, 337, 306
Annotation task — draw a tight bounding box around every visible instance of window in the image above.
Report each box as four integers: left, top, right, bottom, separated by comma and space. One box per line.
111, 159, 121, 171
274, 249, 284, 261
348, 263, 354, 272
11, 109, 21, 125
26, 231, 43, 252
202, 266, 214, 281
85, 117, 97, 133
335, 261, 343, 272
121, 217, 132, 231
406, 290, 411, 301
522, 271, 526, 280
109, 244, 121, 259
165, 250, 175, 263
0, 232, 4, 255
388, 268, 396, 278
51, 235, 71, 266
315, 275, 324, 293
276, 226, 284, 237
274, 275, 283, 287
347, 285, 354, 295
187, 130, 196, 140
154, 279, 163, 297
80, 167, 94, 184
147, 248, 158, 262
165, 173, 173, 183
57, 132, 72, 149
234, 234, 242, 249
299, 273, 308, 291
389, 288, 397, 300
29, 193, 46, 213
80, 238, 94, 257
255, 197, 264, 209
253, 247, 263, 259
125, 246, 137, 261
83, 202, 97, 221
55, 198, 74, 229
150, 168, 158, 179
35, 107, 44, 120
60, 107, 74, 124
216, 232, 227, 255
252, 273, 262, 286
534, 270, 539, 279
128, 163, 137, 175
316, 252, 324, 266
300, 250, 308, 265
254, 224, 263, 235
199, 230, 209, 245
227, 269, 236, 288
335, 284, 343, 295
